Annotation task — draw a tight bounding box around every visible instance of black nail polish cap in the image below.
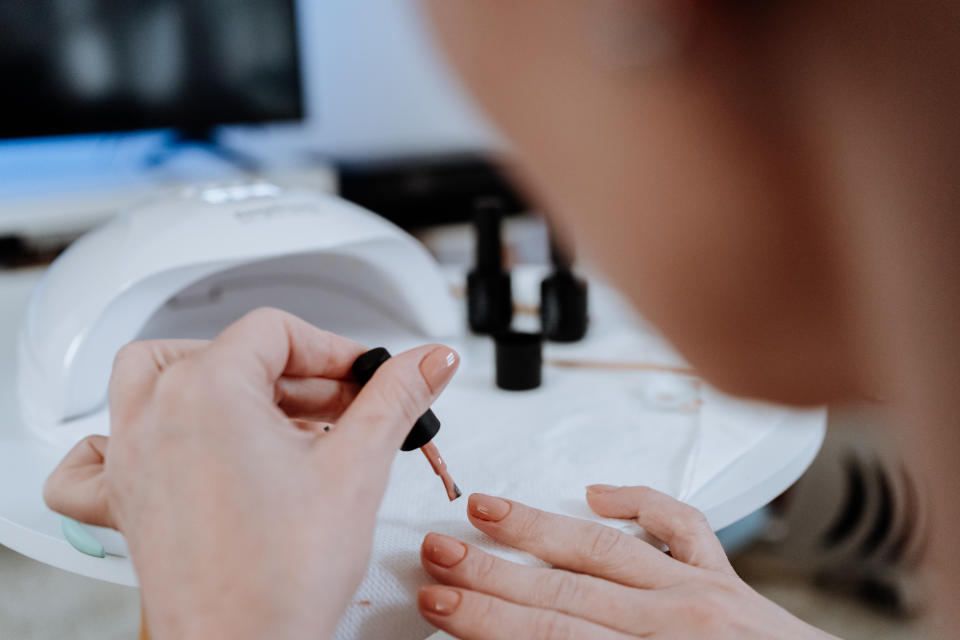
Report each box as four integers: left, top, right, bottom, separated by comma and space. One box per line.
494, 331, 543, 391
467, 197, 513, 334
351, 347, 440, 451
540, 234, 588, 343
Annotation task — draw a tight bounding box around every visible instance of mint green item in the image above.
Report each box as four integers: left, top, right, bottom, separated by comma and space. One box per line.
61, 516, 105, 558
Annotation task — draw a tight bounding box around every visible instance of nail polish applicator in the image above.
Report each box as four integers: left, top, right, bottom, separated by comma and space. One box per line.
540, 233, 588, 342
467, 197, 513, 334
351, 347, 461, 501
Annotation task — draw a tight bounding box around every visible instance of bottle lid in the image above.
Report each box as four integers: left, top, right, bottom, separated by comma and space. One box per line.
351, 347, 392, 384
541, 272, 588, 342
494, 331, 543, 391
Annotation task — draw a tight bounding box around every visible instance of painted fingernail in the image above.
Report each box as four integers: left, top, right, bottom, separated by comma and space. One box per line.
587, 484, 619, 495
423, 533, 467, 568
419, 586, 462, 616
468, 494, 511, 522
419, 347, 460, 394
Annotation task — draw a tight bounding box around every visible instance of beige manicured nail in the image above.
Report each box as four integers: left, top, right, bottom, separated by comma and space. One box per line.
468, 494, 511, 522
419, 586, 462, 616
419, 347, 460, 394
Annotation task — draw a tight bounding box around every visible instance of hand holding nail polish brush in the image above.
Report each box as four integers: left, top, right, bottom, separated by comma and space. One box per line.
352, 347, 462, 501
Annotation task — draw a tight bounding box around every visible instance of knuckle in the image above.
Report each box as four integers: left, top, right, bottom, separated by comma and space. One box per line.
392, 379, 430, 424
536, 570, 582, 610
531, 610, 572, 640
358, 384, 415, 434
154, 358, 193, 391
632, 485, 657, 503
112, 341, 141, 364
513, 508, 546, 543
474, 593, 498, 622
152, 360, 214, 414
472, 551, 500, 585
585, 525, 625, 563
683, 505, 711, 530
359, 368, 431, 432
673, 507, 711, 543
111, 341, 150, 374
351, 397, 395, 434
378, 361, 432, 421
243, 306, 287, 325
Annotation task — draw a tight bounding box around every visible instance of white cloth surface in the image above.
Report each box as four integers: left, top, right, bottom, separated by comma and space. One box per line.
334, 346, 789, 638
331, 268, 794, 639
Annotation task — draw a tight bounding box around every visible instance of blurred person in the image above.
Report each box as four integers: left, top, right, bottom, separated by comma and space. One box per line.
44, 0, 960, 638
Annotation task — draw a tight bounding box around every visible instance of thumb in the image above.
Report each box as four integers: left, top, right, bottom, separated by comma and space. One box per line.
43, 435, 117, 530
335, 345, 459, 458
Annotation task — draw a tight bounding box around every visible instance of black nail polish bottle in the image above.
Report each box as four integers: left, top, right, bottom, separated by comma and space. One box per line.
467, 197, 513, 334
540, 234, 588, 342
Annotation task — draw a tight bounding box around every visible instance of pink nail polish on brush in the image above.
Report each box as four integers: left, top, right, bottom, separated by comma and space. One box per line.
421, 441, 462, 501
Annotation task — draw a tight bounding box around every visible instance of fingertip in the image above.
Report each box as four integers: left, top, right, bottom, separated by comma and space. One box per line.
586, 483, 620, 497
585, 484, 640, 519
421, 532, 469, 571
416, 586, 434, 614
585, 499, 617, 518
420, 531, 440, 560
467, 493, 511, 523
417, 344, 460, 395
418, 585, 463, 617
585, 484, 619, 509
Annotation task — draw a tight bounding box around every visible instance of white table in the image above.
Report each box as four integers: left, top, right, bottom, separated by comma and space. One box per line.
0, 266, 825, 589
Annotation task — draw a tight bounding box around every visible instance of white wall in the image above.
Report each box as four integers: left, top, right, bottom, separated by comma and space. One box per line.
293, 0, 496, 159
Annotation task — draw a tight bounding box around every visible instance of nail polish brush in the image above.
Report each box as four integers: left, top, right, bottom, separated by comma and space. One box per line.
351, 347, 462, 501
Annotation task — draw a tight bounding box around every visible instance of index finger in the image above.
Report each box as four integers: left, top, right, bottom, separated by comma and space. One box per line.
466, 494, 695, 589
205, 308, 368, 388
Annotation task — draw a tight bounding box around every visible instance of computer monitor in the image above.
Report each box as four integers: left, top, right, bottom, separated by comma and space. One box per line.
0, 0, 303, 140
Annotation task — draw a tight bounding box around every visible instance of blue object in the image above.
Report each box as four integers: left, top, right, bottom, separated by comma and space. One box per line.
716, 506, 770, 556
61, 516, 106, 558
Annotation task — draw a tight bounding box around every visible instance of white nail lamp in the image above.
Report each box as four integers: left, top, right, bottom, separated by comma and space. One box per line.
17, 182, 460, 449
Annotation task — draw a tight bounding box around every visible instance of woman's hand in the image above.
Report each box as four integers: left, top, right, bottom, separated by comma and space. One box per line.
43, 308, 459, 640
418, 486, 837, 639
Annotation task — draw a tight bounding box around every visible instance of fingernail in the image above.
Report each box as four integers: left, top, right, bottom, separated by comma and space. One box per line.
468, 494, 511, 522
423, 533, 467, 568
587, 484, 619, 495
419, 586, 462, 616
419, 347, 460, 394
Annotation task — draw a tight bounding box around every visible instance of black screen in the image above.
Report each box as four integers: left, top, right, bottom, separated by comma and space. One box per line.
0, 0, 303, 139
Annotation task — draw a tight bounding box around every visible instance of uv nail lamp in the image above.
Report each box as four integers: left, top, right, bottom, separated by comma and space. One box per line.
17, 183, 460, 448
